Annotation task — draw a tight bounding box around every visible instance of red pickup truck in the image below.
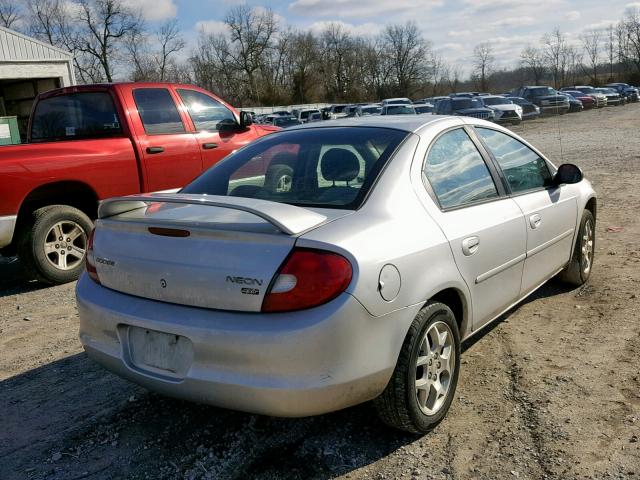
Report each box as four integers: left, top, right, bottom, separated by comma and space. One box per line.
0, 82, 277, 284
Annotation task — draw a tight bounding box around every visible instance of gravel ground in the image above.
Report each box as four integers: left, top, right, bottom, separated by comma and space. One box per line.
1, 105, 639, 480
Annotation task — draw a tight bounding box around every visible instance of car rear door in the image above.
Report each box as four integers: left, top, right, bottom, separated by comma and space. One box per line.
475, 127, 578, 296
122, 86, 202, 192
175, 88, 258, 170
419, 126, 527, 330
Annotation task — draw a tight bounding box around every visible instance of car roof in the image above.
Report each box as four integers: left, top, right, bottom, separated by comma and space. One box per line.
287, 115, 451, 133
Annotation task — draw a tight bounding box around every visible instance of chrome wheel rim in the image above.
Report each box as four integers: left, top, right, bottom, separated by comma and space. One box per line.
43, 221, 87, 271
415, 320, 455, 415
581, 218, 594, 275
275, 174, 292, 193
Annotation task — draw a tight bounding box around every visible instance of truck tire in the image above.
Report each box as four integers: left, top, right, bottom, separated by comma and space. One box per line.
374, 302, 460, 434
559, 209, 595, 287
265, 164, 293, 193
17, 205, 93, 285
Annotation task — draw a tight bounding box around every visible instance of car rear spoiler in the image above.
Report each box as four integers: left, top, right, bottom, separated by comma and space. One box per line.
98, 193, 328, 236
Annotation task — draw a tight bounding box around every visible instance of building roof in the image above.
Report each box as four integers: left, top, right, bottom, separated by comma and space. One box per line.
0, 26, 73, 62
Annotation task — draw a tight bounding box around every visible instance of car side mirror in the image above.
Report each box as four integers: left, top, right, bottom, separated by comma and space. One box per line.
553, 163, 583, 186
239, 111, 253, 128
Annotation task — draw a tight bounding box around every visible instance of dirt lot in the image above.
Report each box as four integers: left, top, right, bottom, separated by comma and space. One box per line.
1, 105, 639, 480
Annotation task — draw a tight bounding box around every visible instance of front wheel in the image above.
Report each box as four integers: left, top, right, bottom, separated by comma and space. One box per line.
17, 205, 93, 284
559, 209, 595, 286
374, 302, 461, 434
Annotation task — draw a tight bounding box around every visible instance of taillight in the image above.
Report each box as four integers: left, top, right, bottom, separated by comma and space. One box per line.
261, 248, 352, 313
85, 228, 101, 284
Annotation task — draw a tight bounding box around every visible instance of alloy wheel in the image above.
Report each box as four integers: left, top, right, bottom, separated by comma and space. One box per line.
415, 320, 455, 415
43, 221, 87, 271
581, 218, 594, 276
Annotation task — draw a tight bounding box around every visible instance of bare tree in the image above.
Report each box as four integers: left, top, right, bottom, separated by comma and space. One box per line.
382, 22, 430, 96
618, 7, 640, 75
542, 28, 568, 88
318, 23, 353, 101
224, 5, 277, 103
154, 19, 185, 81
581, 29, 602, 84
76, 0, 144, 82
473, 42, 494, 91
520, 45, 546, 84
126, 27, 153, 81
27, 0, 103, 82
287, 31, 320, 103
0, 0, 21, 28
605, 24, 616, 80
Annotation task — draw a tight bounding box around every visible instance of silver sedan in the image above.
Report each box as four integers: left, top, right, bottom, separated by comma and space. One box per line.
76, 116, 596, 433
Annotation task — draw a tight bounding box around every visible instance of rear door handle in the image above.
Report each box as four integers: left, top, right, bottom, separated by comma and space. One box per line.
202, 143, 218, 150
146, 146, 164, 154
529, 213, 542, 229
461, 236, 480, 256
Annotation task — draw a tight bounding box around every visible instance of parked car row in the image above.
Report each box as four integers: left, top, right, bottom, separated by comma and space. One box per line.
252, 81, 639, 130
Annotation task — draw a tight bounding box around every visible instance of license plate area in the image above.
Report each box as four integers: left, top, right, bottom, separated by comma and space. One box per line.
125, 326, 194, 379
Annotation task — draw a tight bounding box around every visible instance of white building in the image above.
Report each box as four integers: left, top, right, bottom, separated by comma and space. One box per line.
0, 26, 76, 139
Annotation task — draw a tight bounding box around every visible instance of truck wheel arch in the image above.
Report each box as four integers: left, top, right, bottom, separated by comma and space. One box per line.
11, 181, 100, 252
18, 181, 99, 220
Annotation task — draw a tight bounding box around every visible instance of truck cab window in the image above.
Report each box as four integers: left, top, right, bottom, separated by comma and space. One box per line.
177, 89, 236, 132
133, 88, 185, 135
31, 92, 122, 142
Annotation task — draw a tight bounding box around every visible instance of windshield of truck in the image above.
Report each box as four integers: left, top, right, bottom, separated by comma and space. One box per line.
451, 98, 482, 109
482, 97, 512, 106
530, 87, 557, 96
31, 92, 123, 142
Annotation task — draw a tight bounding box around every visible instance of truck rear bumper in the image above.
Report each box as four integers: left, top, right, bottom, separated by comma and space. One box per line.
0, 215, 17, 249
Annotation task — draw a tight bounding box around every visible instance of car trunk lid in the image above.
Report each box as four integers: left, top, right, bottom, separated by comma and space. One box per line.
92, 194, 337, 311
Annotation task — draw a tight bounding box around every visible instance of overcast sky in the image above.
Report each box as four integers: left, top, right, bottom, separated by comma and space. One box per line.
129, 0, 639, 72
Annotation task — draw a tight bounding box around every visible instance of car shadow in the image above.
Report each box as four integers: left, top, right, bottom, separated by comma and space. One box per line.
1, 353, 417, 480
0, 256, 51, 297
462, 278, 576, 351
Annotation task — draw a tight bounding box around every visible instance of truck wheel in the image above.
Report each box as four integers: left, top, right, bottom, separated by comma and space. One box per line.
374, 302, 461, 434
18, 205, 93, 285
265, 164, 293, 193
559, 209, 595, 287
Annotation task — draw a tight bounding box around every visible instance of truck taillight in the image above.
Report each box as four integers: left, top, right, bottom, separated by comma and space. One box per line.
261, 248, 352, 313
85, 228, 100, 284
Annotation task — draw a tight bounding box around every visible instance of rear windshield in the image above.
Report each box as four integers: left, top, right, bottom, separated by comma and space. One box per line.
385, 105, 416, 115
31, 92, 122, 142
273, 117, 301, 127
530, 87, 557, 96
482, 97, 512, 106
452, 98, 482, 109
182, 127, 408, 209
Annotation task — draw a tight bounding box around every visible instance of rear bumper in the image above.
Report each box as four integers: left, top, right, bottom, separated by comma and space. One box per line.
0, 215, 17, 249
76, 274, 419, 417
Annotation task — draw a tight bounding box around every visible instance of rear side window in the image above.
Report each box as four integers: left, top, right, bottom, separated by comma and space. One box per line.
476, 128, 552, 193
31, 92, 122, 142
177, 89, 236, 131
133, 88, 185, 135
423, 128, 498, 209
182, 127, 408, 210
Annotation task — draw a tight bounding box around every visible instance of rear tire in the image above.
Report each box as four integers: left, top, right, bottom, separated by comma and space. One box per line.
264, 164, 293, 193
559, 209, 595, 286
17, 205, 93, 285
374, 302, 460, 434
